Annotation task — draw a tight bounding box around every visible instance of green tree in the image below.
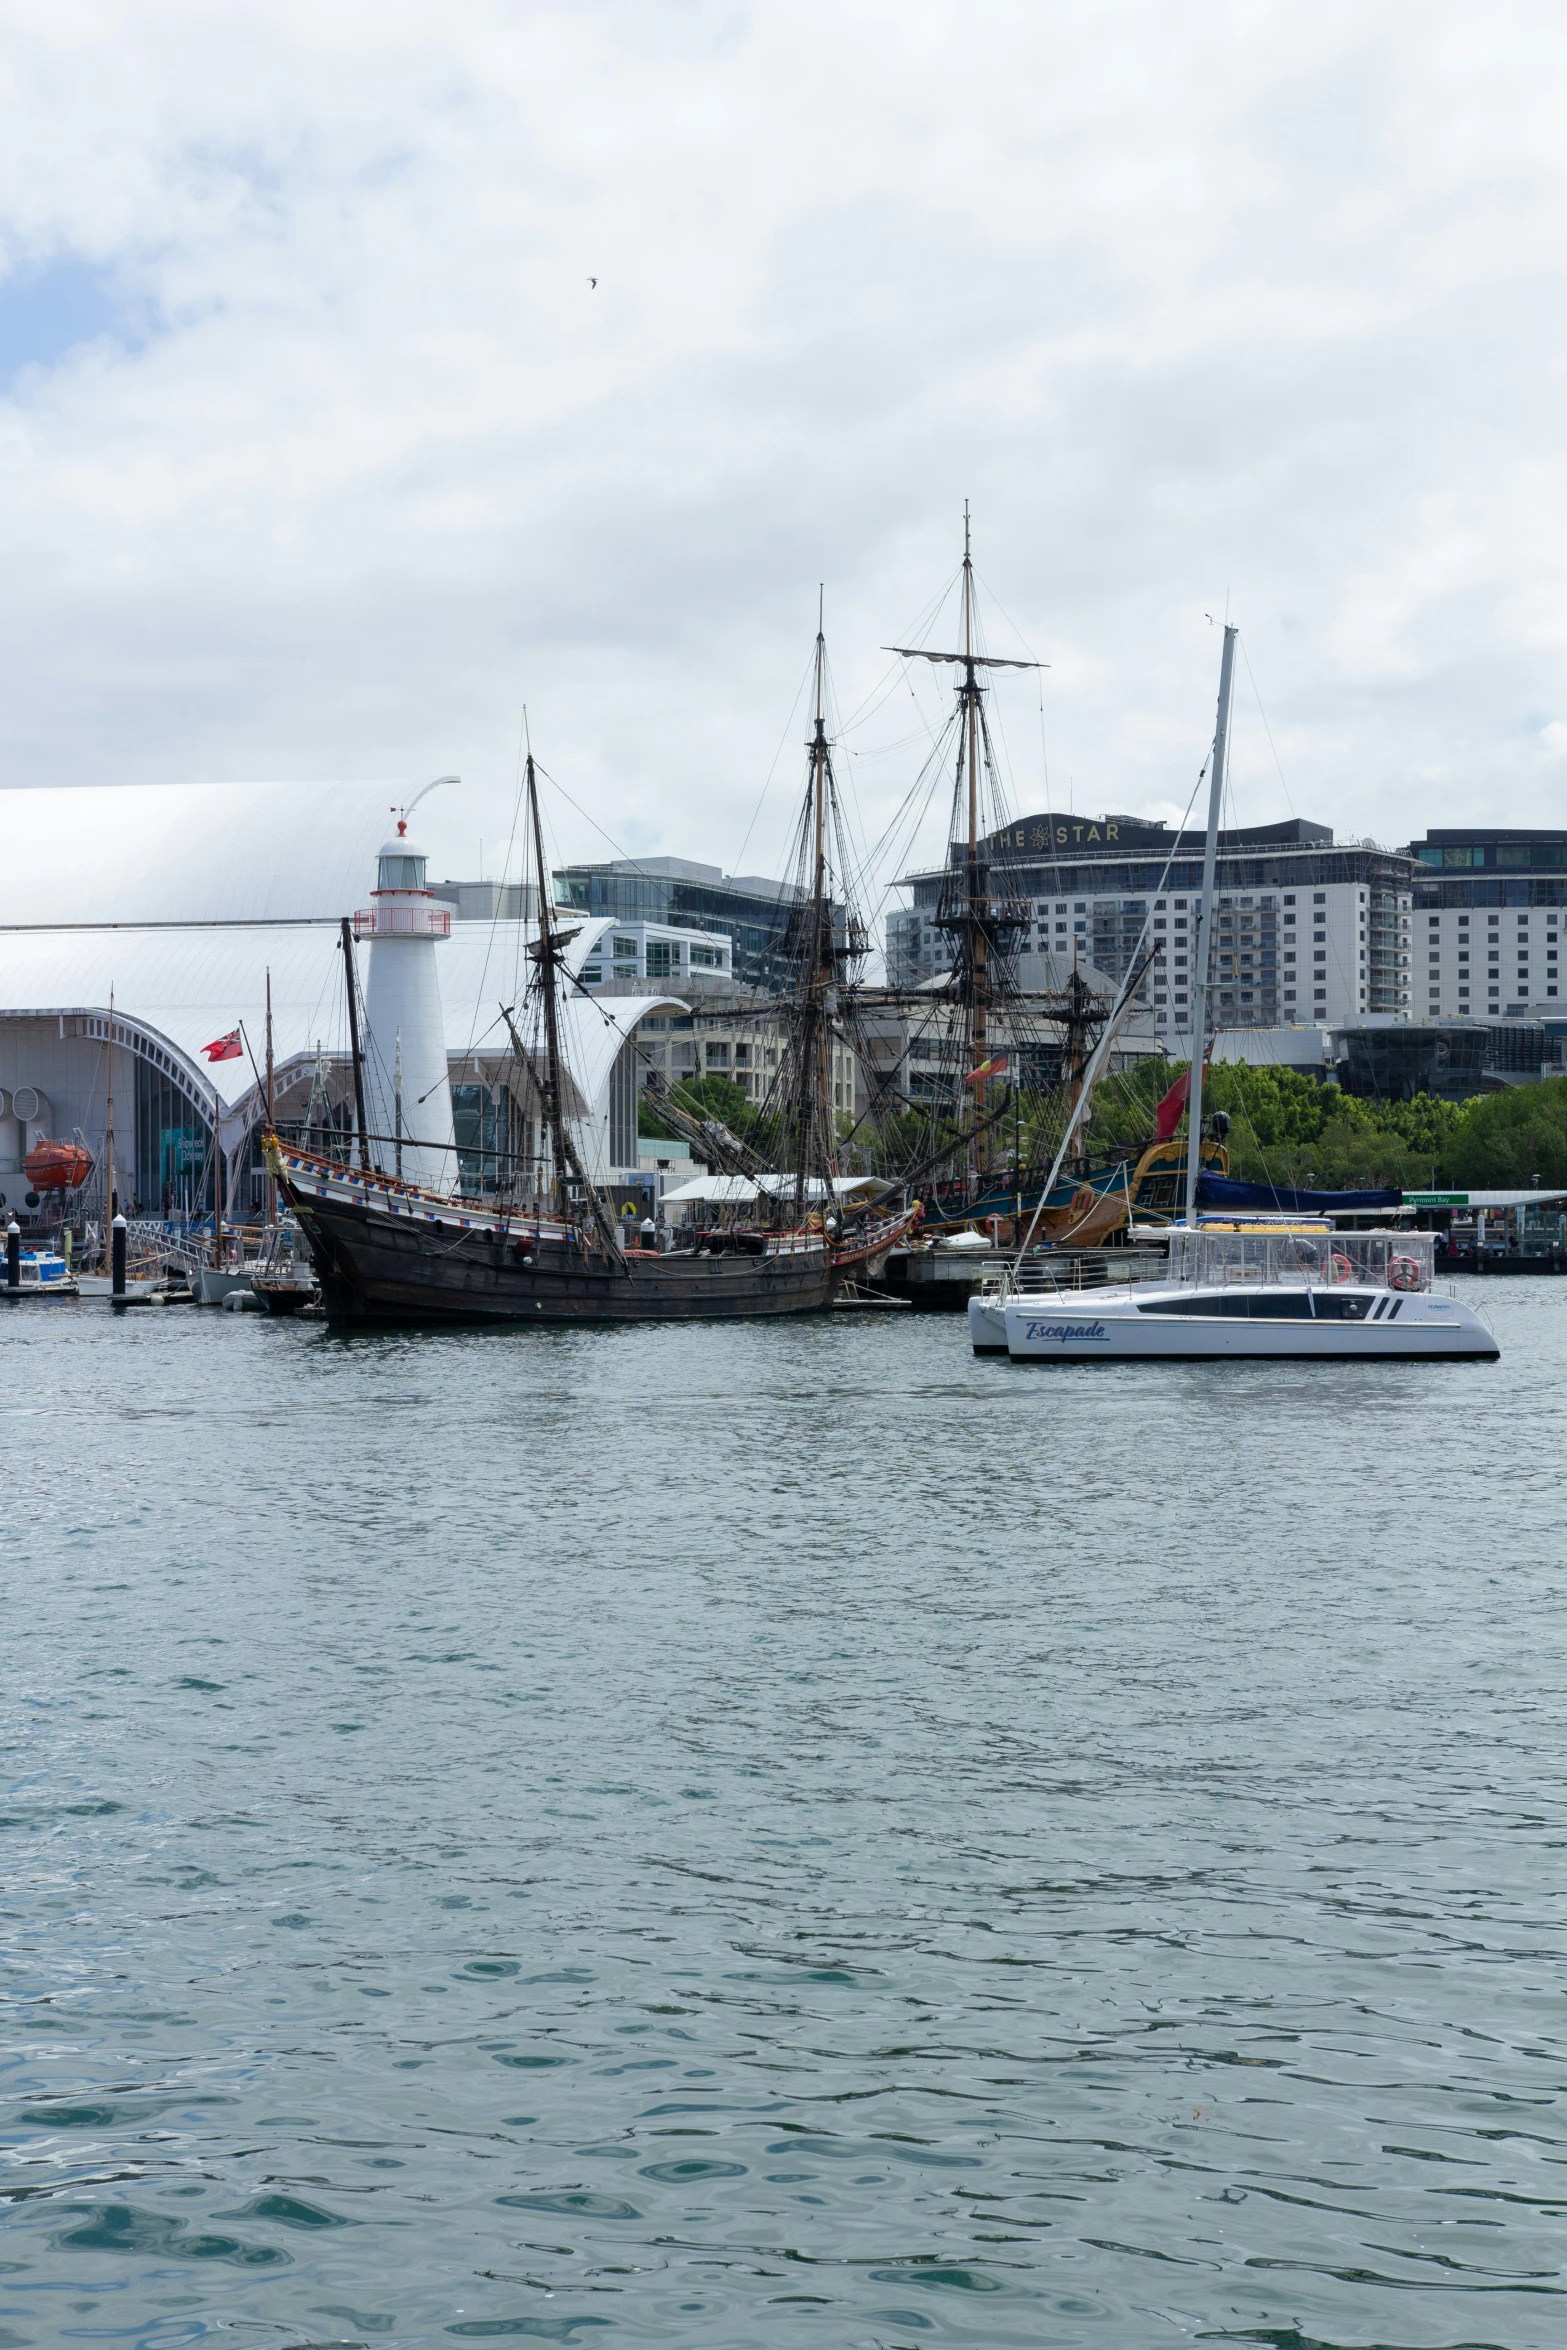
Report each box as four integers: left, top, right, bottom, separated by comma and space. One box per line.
639, 1071, 776, 1154
1442, 1076, 1567, 1189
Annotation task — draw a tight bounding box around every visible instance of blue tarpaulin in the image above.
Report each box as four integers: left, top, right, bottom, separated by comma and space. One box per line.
1196, 1172, 1402, 1214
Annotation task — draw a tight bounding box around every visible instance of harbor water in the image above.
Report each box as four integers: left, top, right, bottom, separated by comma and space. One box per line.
3, 1285, 1564, 2348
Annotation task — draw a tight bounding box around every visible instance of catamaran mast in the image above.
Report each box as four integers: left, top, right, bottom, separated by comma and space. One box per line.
1182, 622, 1237, 1225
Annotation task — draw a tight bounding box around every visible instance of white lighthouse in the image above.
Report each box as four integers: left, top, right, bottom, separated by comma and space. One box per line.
357, 820, 457, 1194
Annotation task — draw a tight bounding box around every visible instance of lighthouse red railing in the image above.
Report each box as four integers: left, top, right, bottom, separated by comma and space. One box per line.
352, 904, 452, 939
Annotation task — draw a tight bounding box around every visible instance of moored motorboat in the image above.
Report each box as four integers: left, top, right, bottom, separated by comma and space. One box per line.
2, 1246, 79, 1300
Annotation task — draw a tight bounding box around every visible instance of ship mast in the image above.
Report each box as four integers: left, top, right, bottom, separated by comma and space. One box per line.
103, 984, 115, 1236
796, 590, 836, 1218
526, 752, 573, 1221
961, 508, 987, 1169
515, 752, 627, 1262
264, 969, 277, 1227
885, 509, 1042, 1187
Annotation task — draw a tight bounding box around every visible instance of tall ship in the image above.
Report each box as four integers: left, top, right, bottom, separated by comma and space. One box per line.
827, 511, 1223, 1249
270, 638, 906, 1327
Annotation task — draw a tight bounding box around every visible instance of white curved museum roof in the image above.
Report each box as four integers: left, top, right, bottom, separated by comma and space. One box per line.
0, 916, 665, 1112
1, 781, 441, 926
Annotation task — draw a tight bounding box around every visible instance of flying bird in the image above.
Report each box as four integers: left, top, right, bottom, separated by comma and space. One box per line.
589, 276, 598, 288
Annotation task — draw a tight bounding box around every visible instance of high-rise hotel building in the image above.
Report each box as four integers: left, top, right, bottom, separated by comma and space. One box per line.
888, 814, 1414, 1039
1409, 829, 1567, 1017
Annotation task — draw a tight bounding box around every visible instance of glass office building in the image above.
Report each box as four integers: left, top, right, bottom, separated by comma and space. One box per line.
552, 857, 805, 994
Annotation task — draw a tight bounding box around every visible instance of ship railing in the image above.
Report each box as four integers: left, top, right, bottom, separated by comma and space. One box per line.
1167, 1226, 1434, 1292
979, 1256, 1109, 1300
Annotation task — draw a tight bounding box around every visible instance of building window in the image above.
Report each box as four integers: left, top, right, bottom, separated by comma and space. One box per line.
605, 1042, 640, 1172
706, 1043, 729, 1067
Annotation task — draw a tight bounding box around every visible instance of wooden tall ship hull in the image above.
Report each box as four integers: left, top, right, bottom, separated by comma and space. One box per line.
920, 1140, 1230, 1248
271, 1145, 834, 1328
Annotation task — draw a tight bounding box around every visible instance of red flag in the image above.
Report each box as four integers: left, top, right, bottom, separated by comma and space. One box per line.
964, 1053, 1009, 1085
1154, 1068, 1190, 1140
203, 1028, 243, 1062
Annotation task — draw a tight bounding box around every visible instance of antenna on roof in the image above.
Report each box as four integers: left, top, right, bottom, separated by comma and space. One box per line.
392, 774, 459, 838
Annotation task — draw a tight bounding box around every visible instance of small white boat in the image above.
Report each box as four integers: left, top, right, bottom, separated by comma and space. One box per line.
971, 1222, 1497, 1362
3, 1247, 79, 1300
193, 1265, 256, 1307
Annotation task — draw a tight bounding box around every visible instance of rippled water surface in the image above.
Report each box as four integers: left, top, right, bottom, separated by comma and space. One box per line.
3, 1283, 1565, 2348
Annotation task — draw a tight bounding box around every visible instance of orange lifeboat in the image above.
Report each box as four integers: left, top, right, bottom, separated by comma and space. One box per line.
23, 1140, 94, 1192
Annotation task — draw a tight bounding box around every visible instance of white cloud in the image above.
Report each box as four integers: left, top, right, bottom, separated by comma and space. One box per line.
1, 0, 1566, 913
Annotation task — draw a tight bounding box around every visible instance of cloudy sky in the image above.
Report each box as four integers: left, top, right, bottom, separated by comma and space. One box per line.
1, 0, 1565, 919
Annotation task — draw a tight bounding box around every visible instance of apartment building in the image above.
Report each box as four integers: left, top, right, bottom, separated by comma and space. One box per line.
1409, 829, 1567, 1017
630, 1001, 857, 1123
890, 815, 1414, 1037
574, 919, 733, 991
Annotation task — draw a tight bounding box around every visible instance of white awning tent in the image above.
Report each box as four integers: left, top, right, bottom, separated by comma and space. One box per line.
661, 1173, 895, 1209
660, 1175, 762, 1206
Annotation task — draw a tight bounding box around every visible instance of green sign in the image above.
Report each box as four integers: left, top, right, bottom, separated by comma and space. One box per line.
1403, 1191, 1467, 1206
161, 1126, 207, 1181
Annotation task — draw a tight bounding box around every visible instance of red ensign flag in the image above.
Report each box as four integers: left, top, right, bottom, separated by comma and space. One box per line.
203, 1029, 244, 1063
1153, 1069, 1191, 1140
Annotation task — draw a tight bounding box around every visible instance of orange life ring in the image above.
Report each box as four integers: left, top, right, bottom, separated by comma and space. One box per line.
1329, 1252, 1354, 1284
1388, 1254, 1423, 1292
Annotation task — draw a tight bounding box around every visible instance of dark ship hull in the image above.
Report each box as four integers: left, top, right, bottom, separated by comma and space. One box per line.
275, 1150, 833, 1328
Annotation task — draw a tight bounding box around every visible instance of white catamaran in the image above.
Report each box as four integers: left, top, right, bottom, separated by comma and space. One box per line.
968, 622, 1499, 1366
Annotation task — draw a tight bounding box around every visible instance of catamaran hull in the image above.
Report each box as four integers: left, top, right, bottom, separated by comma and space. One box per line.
989, 1285, 1497, 1362
287, 1185, 833, 1328
969, 1295, 1008, 1353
